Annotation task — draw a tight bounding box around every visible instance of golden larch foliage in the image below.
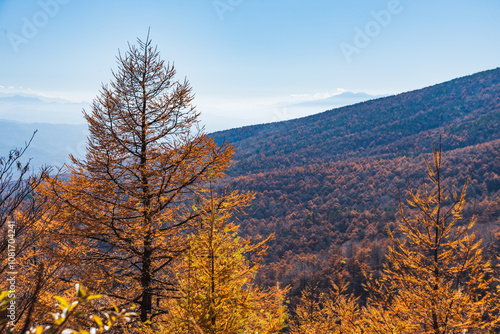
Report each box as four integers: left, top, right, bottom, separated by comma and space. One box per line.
38, 34, 233, 323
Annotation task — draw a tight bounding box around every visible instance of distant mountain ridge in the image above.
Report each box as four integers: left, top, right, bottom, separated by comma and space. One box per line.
0, 95, 46, 103
289, 91, 383, 108
0, 92, 87, 104
0, 92, 88, 124
0, 120, 87, 168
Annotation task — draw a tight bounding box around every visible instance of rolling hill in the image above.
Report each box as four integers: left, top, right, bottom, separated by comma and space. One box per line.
211, 68, 500, 298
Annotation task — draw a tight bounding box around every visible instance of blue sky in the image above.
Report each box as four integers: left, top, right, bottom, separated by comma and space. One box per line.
0, 0, 499, 130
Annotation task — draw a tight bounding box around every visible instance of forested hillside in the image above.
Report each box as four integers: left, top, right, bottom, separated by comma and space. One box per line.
214, 68, 500, 174
211, 68, 500, 301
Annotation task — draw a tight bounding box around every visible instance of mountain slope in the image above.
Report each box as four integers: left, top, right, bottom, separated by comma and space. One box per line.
210, 68, 500, 297
213, 68, 500, 176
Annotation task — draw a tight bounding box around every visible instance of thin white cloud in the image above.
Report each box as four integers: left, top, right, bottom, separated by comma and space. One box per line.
0, 86, 91, 103
198, 88, 360, 115
196, 87, 388, 130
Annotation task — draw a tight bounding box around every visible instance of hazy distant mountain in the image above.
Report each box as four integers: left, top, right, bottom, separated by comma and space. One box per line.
0, 95, 45, 104
0, 120, 87, 169
0, 92, 88, 124
289, 91, 383, 110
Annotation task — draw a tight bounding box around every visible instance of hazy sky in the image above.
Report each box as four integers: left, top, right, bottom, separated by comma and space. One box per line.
1, 0, 499, 128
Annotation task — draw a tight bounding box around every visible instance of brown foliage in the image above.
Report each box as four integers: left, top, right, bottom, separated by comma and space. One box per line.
39, 35, 233, 323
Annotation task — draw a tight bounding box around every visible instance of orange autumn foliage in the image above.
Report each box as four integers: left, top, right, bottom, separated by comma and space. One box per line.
39, 35, 233, 323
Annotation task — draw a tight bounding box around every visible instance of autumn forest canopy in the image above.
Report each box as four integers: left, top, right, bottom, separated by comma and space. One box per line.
1, 36, 500, 333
